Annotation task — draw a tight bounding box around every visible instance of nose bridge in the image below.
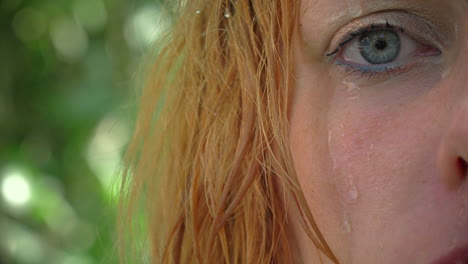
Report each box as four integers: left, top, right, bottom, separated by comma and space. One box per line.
450, 43, 468, 116
449, 24, 468, 97
442, 29, 468, 125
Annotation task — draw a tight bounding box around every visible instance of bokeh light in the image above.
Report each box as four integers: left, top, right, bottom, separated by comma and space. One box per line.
12, 7, 47, 42
86, 114, 129, 197
73, 0, 107, 33
1, 219, 45, 264
1, 166, 32, 208
124, 3, 166, 51
60, 254, 94, 264
50, 18, 89, 63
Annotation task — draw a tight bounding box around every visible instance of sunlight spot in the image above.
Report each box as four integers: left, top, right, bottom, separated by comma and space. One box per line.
50, 17, 88, 63
85, 114, 129, 198
1, 166, 32, 207
124, 4, 166, 51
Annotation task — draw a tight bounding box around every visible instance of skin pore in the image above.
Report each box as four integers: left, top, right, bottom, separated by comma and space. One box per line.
289, 0, 468, 263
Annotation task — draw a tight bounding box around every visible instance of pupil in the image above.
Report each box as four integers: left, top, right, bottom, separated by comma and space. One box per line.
374, 39, 387, 50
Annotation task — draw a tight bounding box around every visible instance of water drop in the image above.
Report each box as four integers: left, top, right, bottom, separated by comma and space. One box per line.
349, 183, 359, 200
346, 96, 360, 101
442, 69, 450, 79
341, 212, 352, 233
343, 81, 360, 92
196, 10, 200, 14
328, 131, 338, 172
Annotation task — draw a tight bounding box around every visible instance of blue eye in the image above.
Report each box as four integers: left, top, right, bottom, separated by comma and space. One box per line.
327, 23, 442, 75
359, 30, 401, 64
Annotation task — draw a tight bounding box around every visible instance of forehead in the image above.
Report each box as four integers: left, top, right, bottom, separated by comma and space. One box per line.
300, 0, 455, 23
301, 0, 462, 10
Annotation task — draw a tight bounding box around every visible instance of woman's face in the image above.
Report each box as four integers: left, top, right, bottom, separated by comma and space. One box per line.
290, 0, 468, 263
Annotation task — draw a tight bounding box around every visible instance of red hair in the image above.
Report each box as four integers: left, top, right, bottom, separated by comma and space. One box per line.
118, 1, 339, 263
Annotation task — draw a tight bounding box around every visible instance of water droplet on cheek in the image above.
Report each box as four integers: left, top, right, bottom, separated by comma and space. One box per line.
343, 81, 360, 92
343, 81, 361, 100
327, 124, 360, 234
343, 174, 360, 203
341, 211, 352, 233
328, 124, 360, 202
349, 183, 359, 200
442, 68, 450, 79
328, 131, 339, 172
346, 96, 360, 101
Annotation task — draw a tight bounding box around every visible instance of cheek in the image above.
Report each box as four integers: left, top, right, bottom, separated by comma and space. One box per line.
326, 74, 445, 208
325, 78, 454, 261
325, 60, 446, 210
289, 58, 354, 258
289, 67, 338, 213
290, 51, 450, 261
327, 102, 434, 207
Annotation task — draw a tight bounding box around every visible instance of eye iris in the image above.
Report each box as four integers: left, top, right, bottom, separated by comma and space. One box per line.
359, 30, 400, 64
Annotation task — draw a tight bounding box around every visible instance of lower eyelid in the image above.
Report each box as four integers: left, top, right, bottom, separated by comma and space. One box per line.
333, 55, 442, 83
331, 62, 413, 83
335, 59, 406, 74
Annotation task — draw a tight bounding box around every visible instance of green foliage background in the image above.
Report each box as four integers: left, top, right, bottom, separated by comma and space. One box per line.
0, 0, 165, 263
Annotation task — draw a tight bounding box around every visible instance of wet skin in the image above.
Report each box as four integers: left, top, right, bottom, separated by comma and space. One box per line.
289, 0, 468, 263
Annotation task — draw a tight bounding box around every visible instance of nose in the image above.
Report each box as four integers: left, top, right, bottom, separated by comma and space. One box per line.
437, 104, 468, 189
